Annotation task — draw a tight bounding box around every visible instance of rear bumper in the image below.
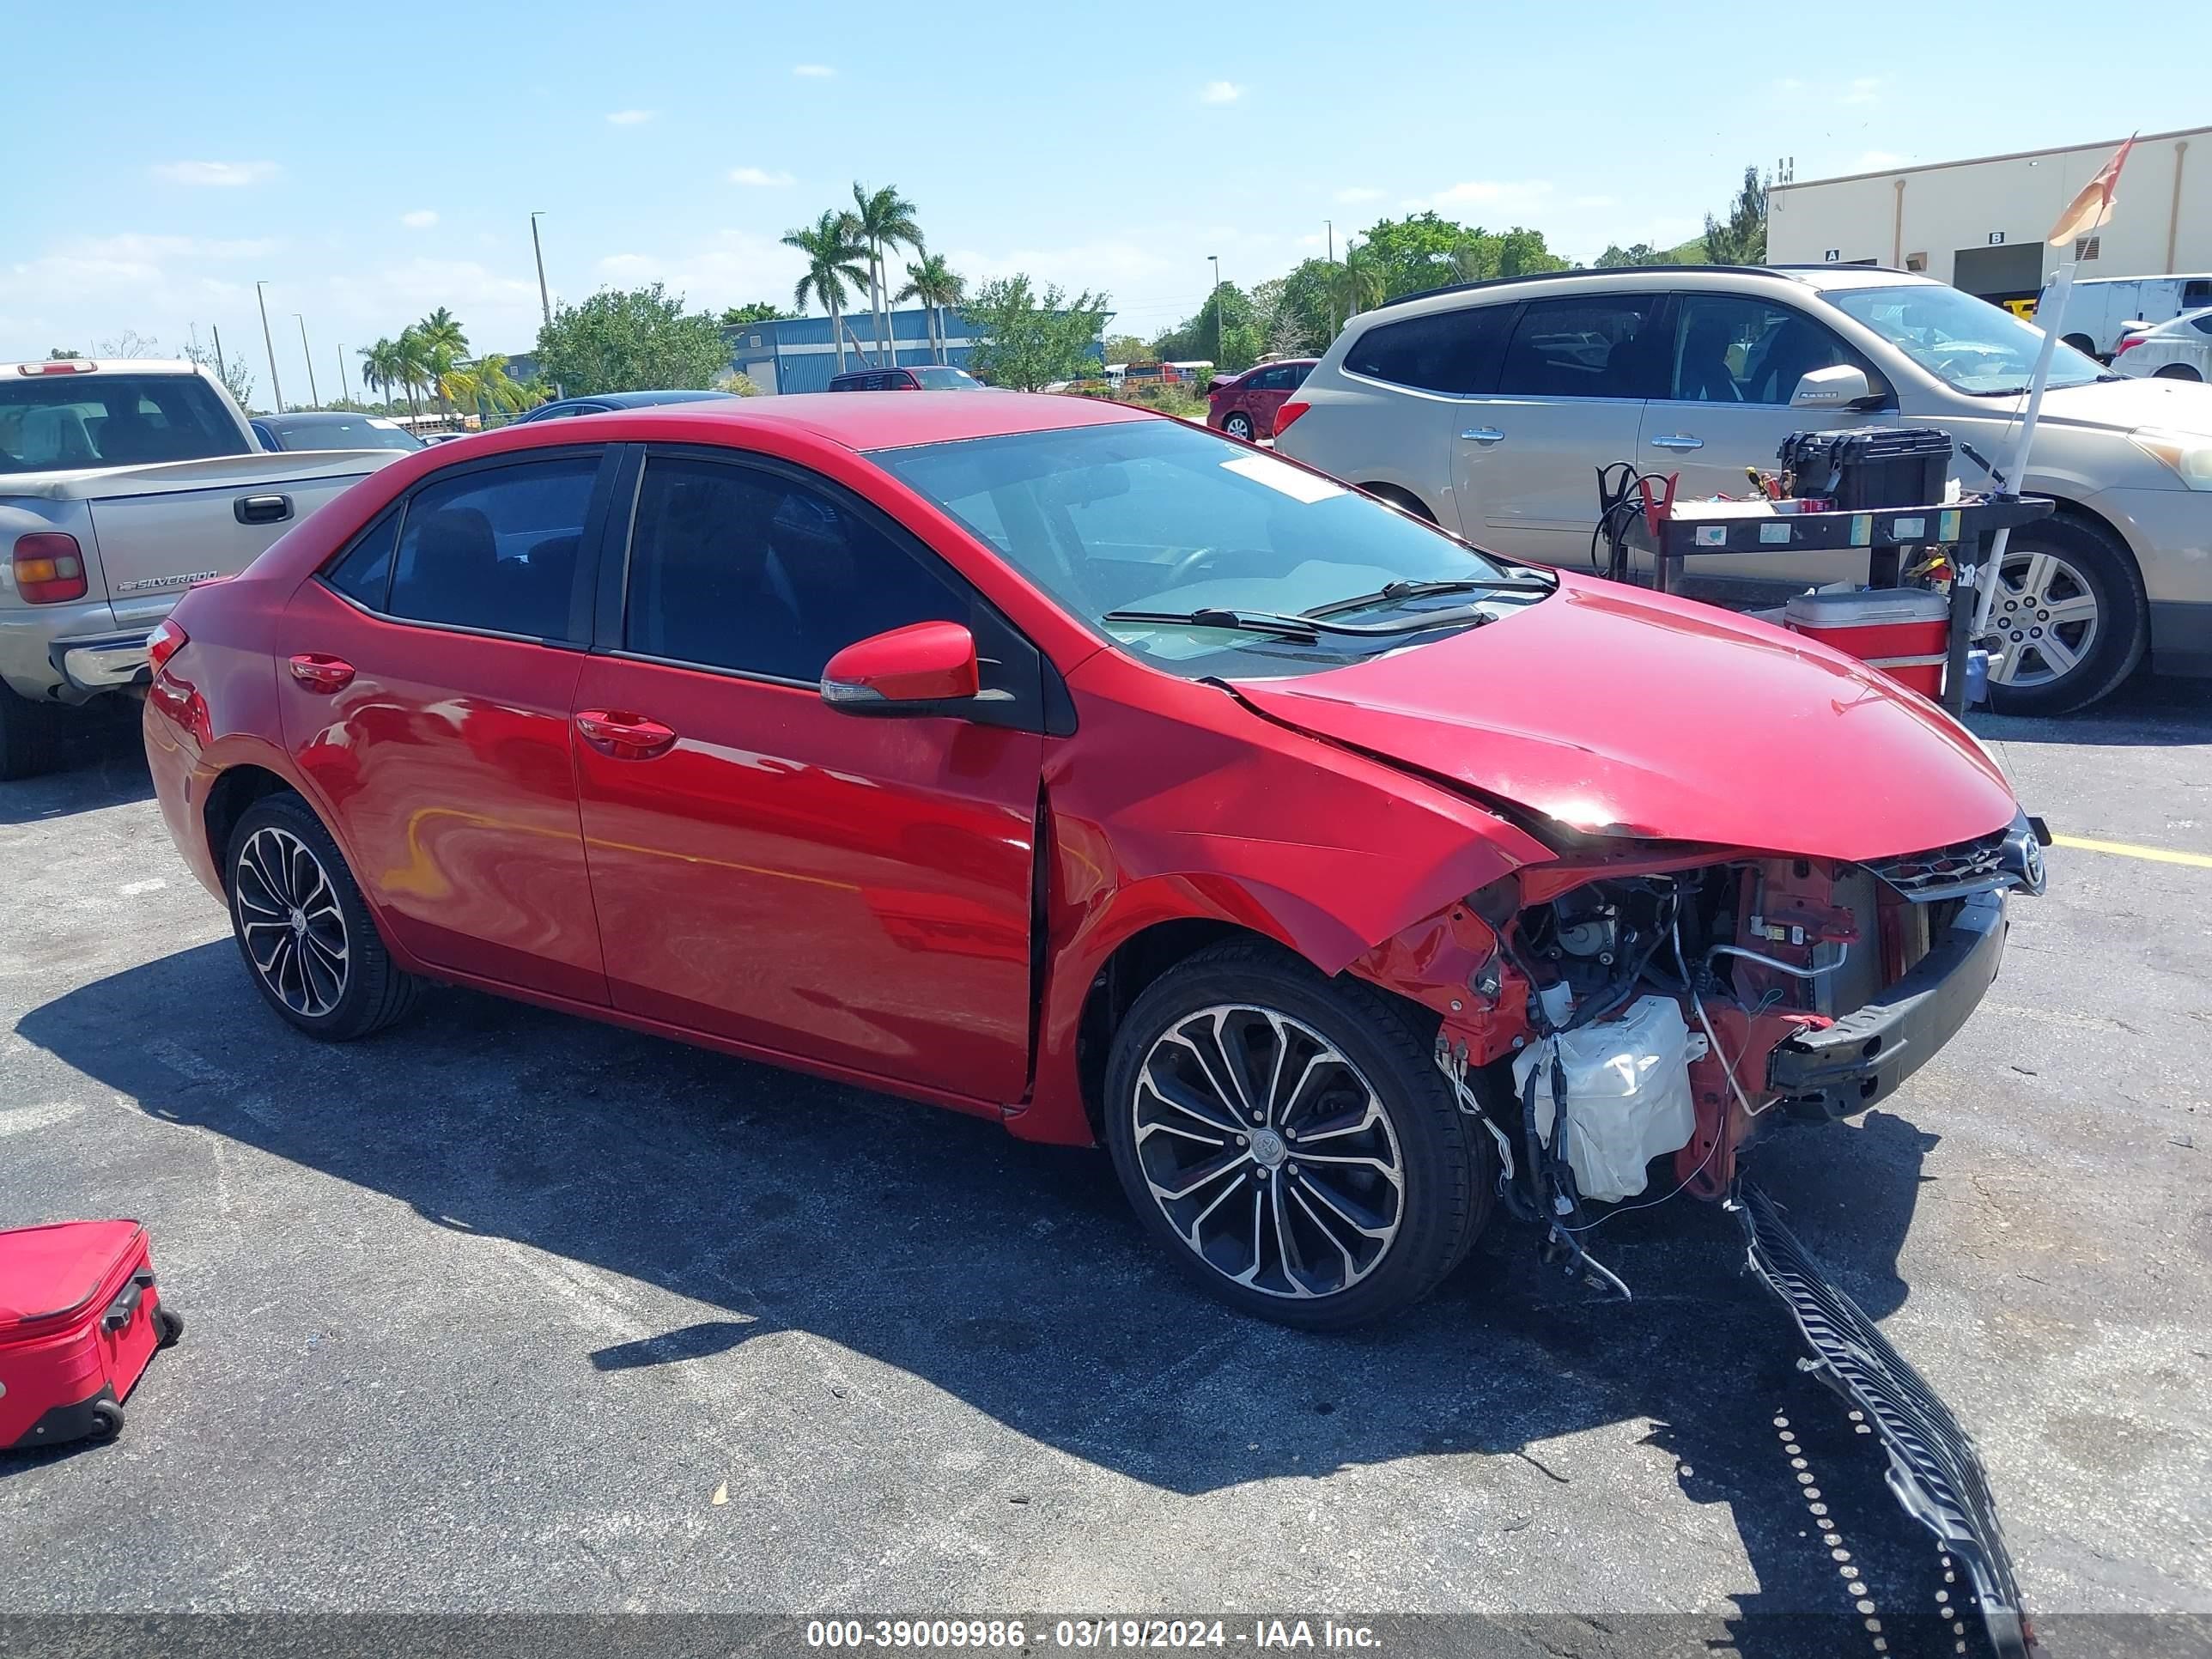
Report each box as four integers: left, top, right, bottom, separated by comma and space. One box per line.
1768, 890, 2006, 1115
51, 629, 151, 691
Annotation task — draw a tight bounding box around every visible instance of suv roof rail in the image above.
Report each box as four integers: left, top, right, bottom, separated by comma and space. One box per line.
1369, 262, 1852, 316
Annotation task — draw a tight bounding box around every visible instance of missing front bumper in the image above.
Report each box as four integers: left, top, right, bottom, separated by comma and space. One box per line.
1739, 1181, 2034, 1658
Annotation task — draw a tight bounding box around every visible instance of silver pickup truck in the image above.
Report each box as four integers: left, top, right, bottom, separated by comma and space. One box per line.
0, 358, 407, 778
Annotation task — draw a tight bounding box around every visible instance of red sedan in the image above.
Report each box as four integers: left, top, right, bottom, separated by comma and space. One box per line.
1206, 358, 1316, 441
144, 393, 2043, 1328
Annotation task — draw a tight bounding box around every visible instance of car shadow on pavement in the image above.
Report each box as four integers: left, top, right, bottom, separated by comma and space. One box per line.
1968, 673, 2212, 750
0, 707, 152, 826
21, 949, 1966, 1655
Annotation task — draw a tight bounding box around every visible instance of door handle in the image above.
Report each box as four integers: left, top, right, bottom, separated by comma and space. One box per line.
1650, 434, 1705, 451
234, 493, 295, 525
575, 708, 678, 760
1459, 428, 1506, 446
288, 653, 356, 693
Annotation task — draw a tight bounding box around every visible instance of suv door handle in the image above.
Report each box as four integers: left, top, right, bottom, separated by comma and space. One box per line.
288, 653, 356, 693
575, 708, 678, 760
1459, 428, 1506, 445
234, 494, 295, 525
1650, 434, 1705, 451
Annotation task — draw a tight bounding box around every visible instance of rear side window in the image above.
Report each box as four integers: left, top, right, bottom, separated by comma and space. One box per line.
1342, 307, 1511, 394
1495, 295, 1664, 398
387, 455, 599, 639
0, 373, 244, 474
623, 454, 966, 683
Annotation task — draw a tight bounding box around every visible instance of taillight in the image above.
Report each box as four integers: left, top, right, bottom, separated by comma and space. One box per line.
146, 617, 189, 677
2113, 335, 2145, 356
1273, 398, 1311, 436
11, 532, 88, 604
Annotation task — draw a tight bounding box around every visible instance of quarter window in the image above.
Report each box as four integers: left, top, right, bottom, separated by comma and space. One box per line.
325, 513, 399, 609
386, 455, 599, 639
1494, 295, 1664, 398
622, 455, 966, 683
1342, 307, 1511, 394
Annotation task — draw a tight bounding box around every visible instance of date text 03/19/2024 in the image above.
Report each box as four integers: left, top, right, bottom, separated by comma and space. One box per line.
804, 1620, 1382, 1650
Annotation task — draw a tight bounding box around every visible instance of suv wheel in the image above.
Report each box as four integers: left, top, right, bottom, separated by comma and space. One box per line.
225, 793, 423, 1040
1103, 942, 1489, 1329
1224, 411, 1255, 441
1979, 516, 2146, 716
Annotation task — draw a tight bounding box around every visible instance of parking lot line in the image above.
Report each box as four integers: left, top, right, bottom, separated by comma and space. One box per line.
2051, 833, 2212, 870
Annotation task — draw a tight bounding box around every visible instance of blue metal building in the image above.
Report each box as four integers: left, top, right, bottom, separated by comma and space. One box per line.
725, 305, 1108, 393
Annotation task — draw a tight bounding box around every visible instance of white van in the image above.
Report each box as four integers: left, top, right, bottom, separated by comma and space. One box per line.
2049, 273, 2212, 357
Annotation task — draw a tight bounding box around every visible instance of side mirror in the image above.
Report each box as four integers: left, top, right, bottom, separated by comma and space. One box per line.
821, 621, 980, 714
1790, 364, 1877, 409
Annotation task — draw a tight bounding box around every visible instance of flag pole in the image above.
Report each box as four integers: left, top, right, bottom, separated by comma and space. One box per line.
1972, 258, 2077, 636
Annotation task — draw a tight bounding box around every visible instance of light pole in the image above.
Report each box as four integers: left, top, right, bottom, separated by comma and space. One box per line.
1208, 254, 1221, 366
294, 315, 320, 408
530, 212, 553, 329
255, 283, 283, 413
336, 343, 352, 404
1325, 220, 1337, 337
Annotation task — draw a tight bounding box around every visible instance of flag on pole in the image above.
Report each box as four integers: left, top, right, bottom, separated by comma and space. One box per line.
2046, 135, 2135, 246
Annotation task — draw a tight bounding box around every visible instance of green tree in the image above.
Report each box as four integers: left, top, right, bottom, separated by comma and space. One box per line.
181, 333, 255, 413
445, 353, 531, 422
1102, 333, 1150, 366
720, 301, 791, 325
961, 276, 1109, 391
781, 210, 871, 373
848, 181, 922, 368
1152, 283, 1263, 373
1704, 165, 1769, 265
533, 283, 731, 393
413, 307, 471, 420
1328, 243, 1388, 320
357, 337, 412, 416
1350, 213, 1569, 300
1595, 242, 1665, 268
896, 250, 965, 364
47, 347, 83, 360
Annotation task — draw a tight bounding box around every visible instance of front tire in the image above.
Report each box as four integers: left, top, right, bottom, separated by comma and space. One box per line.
2154, 363, 2203, 381
1980, 515, 2147, 716
1103, 942, 1489, 1330
225, 793, 423, 1041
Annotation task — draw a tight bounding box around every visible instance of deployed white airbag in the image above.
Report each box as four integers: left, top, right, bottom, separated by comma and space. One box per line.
1511, 995, 1701, 1205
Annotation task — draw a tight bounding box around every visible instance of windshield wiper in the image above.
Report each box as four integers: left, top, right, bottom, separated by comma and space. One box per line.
1304, 574, 1550, 619
1104, 603, 1497, 640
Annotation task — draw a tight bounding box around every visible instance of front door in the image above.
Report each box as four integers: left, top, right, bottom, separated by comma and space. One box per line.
1453, 292, 1663, 562
276, 447, 617, 1003
569, 448, 1048, 1103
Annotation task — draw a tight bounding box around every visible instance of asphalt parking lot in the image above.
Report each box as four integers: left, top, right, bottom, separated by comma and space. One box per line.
2, 684, 2209, 1659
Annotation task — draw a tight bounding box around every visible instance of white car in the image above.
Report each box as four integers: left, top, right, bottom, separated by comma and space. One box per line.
2113, 308, 2212, 381
1276, 265, 2212, 714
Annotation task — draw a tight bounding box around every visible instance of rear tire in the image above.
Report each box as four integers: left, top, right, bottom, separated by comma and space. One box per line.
0, 684, 62, 781
1224, 412, 1255, 441
1103, 941, 1488, 1330
225, 793, 424, 1041
1980, 514, 2147, 716
2154, 363, 2203, 381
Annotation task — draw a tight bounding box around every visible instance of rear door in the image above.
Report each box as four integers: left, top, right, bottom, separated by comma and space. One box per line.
1455, 292, 1664, 562
1634, 293, 1886, 595
568, 446, 1048, 1103
276, 446, 617, 1003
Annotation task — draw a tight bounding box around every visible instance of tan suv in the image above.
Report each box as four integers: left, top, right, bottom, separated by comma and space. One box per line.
1275, 264, 2212, 714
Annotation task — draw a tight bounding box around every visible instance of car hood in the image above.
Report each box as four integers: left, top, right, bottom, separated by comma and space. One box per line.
1230, 575, 2018, 863
2024, 375, 2212, 435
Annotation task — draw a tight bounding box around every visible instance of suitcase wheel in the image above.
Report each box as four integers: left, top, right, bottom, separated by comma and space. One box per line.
155, 1304, 185, 1349
88, 1400, 124, 1441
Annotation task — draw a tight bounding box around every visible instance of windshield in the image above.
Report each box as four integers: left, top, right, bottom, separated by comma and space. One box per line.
264, 416, 422, 453
870, 419, 1550, 678
1826, 283, 2108, 395
915, 367, 983, 389
0, 372, 246, 474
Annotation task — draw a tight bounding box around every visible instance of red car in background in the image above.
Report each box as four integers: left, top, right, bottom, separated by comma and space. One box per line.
143, 392, 2042, 1328
1206, 358, 1316, 441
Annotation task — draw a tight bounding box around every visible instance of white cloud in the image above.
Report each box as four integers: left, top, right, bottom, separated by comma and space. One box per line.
1428, 179, 1554, 211
605, 109, 656, 125
401, 210, 438, 229
792, 64, 835, 77
1855, 149, 1908, 171
1334, 186, 1382, 204
1200, 80, 1243, 105
587, 230, 806, 317
1843, 76, 1883, 106
150, 160, 278, 188
729, 167, 796, 188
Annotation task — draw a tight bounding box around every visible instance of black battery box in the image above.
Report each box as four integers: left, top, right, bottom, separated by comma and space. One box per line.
1778, 427, 1954, 511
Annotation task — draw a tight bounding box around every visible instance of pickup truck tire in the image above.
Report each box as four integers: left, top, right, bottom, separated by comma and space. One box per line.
225, 793, 424, 1040
0, 684, 63, 781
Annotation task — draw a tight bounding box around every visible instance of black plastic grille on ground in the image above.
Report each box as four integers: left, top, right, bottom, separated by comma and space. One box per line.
1739, 1182, 2034, 1659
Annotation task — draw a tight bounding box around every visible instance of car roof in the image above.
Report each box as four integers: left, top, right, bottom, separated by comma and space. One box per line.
486, 390, 1150, 453
583, 389, 740, 408
259, 410, 392, 424
1363, 263, 1938, 319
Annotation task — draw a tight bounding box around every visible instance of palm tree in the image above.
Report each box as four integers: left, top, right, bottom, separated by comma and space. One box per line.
848, 182, 921, 368
445, 354, 530, 425
1327, 241, 1385, 324
782, 211, 870, 374
392, 325, 433, 421
896, 251, 964, 364
413, 308, 470, 423
357, 338, 408, 415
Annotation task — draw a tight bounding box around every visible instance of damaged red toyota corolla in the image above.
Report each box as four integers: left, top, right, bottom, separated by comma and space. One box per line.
143, 394, 2046, 1328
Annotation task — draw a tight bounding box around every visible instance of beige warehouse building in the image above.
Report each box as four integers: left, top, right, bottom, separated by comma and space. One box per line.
1768, 126, 2209, 306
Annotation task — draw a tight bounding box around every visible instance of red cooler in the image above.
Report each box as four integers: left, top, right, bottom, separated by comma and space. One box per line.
1784, 590, 1950, 699
0, 1220, 183, 1450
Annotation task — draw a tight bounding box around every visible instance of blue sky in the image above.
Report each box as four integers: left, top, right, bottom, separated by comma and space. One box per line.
3, 0, 2203, 394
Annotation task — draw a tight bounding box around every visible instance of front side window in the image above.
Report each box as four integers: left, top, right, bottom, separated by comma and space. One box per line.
386, 455, 599, 638
622, 455, 966, 683
1342, 306, 1510, 395
1494, 295, 1664, 399
1666, 295, 1868, 404
1825, 283, 2107, 393
870, 418, 1550, 679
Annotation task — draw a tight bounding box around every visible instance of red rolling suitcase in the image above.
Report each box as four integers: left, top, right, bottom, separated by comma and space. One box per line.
0, 1220, 183, 1450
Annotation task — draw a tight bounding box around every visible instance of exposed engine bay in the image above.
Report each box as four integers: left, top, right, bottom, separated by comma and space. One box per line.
1356, 809, 2049, 1296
